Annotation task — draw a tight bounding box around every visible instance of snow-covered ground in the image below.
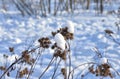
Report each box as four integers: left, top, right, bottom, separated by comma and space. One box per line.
0, 1, 120, 79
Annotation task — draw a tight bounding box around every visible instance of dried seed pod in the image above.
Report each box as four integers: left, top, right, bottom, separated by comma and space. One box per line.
89, 63, 113, 78
9, 47, 14, 52
95, 67, 100, 74
53, 50, 61, 57
19, 68, 29, 78
51, 45, 55, 49
52, 32, 57, 36
88, 65, 95, 74
61, 68, 66, 76
105, 29, 114, 35
109, 73, 113, 78
22, 51, 30, 64
7, 72, 10, 77
81, 74, 84, 77
38, 37, 51, 48
0, 66, 6, 71
3, 54, 8, 58
60, 51, 66, 60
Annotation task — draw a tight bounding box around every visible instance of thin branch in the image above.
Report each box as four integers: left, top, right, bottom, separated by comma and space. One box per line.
38, 56, 55, 79
69, 62, 96, 77
0, 57, 22, 79
27, 48, 43, 79
0, 46, 39, 79
51, 58, 61, 79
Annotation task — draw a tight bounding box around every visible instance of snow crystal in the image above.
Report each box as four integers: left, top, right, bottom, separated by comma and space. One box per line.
54, 33, 65, 50
99, 57, 108, 64
66, 21, 74, 33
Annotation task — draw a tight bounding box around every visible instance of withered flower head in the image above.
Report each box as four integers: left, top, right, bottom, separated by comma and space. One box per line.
22, 50, 30, 63
19, 67, 29, 78
61, 68, 66, 76
105, 29, 114, 35
0, 66, 6, 71
52, 26, 74, 40
9, 47, 14, 52
38, 37, 51, 48
88, 63, 113, 78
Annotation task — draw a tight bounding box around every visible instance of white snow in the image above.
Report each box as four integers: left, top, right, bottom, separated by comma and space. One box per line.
54, 33, 66, 50
15, 38, 22, 44
66, 21, 74, 33
0, 1, 120, 79
8, 54, 19, 64
99, 57, 108, 64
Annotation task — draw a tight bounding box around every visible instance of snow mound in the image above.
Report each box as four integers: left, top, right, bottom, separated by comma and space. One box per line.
66, 21, 74, 33
54, 33, 66, 50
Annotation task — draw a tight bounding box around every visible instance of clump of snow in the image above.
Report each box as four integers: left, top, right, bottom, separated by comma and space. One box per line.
15, 38, 22, 44
97, 34, 104, 39
54, 33, 66, 50
7, 54, 19, 64
66, 21, 74, 33
99, 57, 108, 64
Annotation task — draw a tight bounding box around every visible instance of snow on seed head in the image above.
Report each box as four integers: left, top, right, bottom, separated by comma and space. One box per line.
54, 33, 65, 50
66, 21, 74, 33
99, 57, 108, 64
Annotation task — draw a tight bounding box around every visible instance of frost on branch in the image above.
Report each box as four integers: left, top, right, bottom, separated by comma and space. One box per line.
54, 33, 66, 50
66, 21, 74, 33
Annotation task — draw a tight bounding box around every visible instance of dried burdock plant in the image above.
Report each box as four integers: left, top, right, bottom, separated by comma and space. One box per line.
104, 29, 114, 35
9, 47, 14, 53
38, 37, 51, 48
21, 50, 35, 66
52, 27, 74, 40
52, 21, 74, 41
61, 68, 67, 79
22, 50, 30, 63
0, 41, 40, 79
19, 67, 29, 78
80, 48, 120, 79
53, 49, 67, 61
39, 23, 74, 79
51, 22, 74, 79
88, 63, 113, 78
0, 66, 6, 71
105, 28, 120, 45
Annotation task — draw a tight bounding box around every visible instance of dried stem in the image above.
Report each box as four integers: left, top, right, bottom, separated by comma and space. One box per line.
92, 47, 102, 58
69, 62, 96, 77
16, 63, 23, 79
27, 48, 43, 79
0, 46, 39, 79
110, 35, 120, 45
51, 58, 61, 79
38, 56, 55, 79
0, 57, 22, 79
64, 59, 67, 79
